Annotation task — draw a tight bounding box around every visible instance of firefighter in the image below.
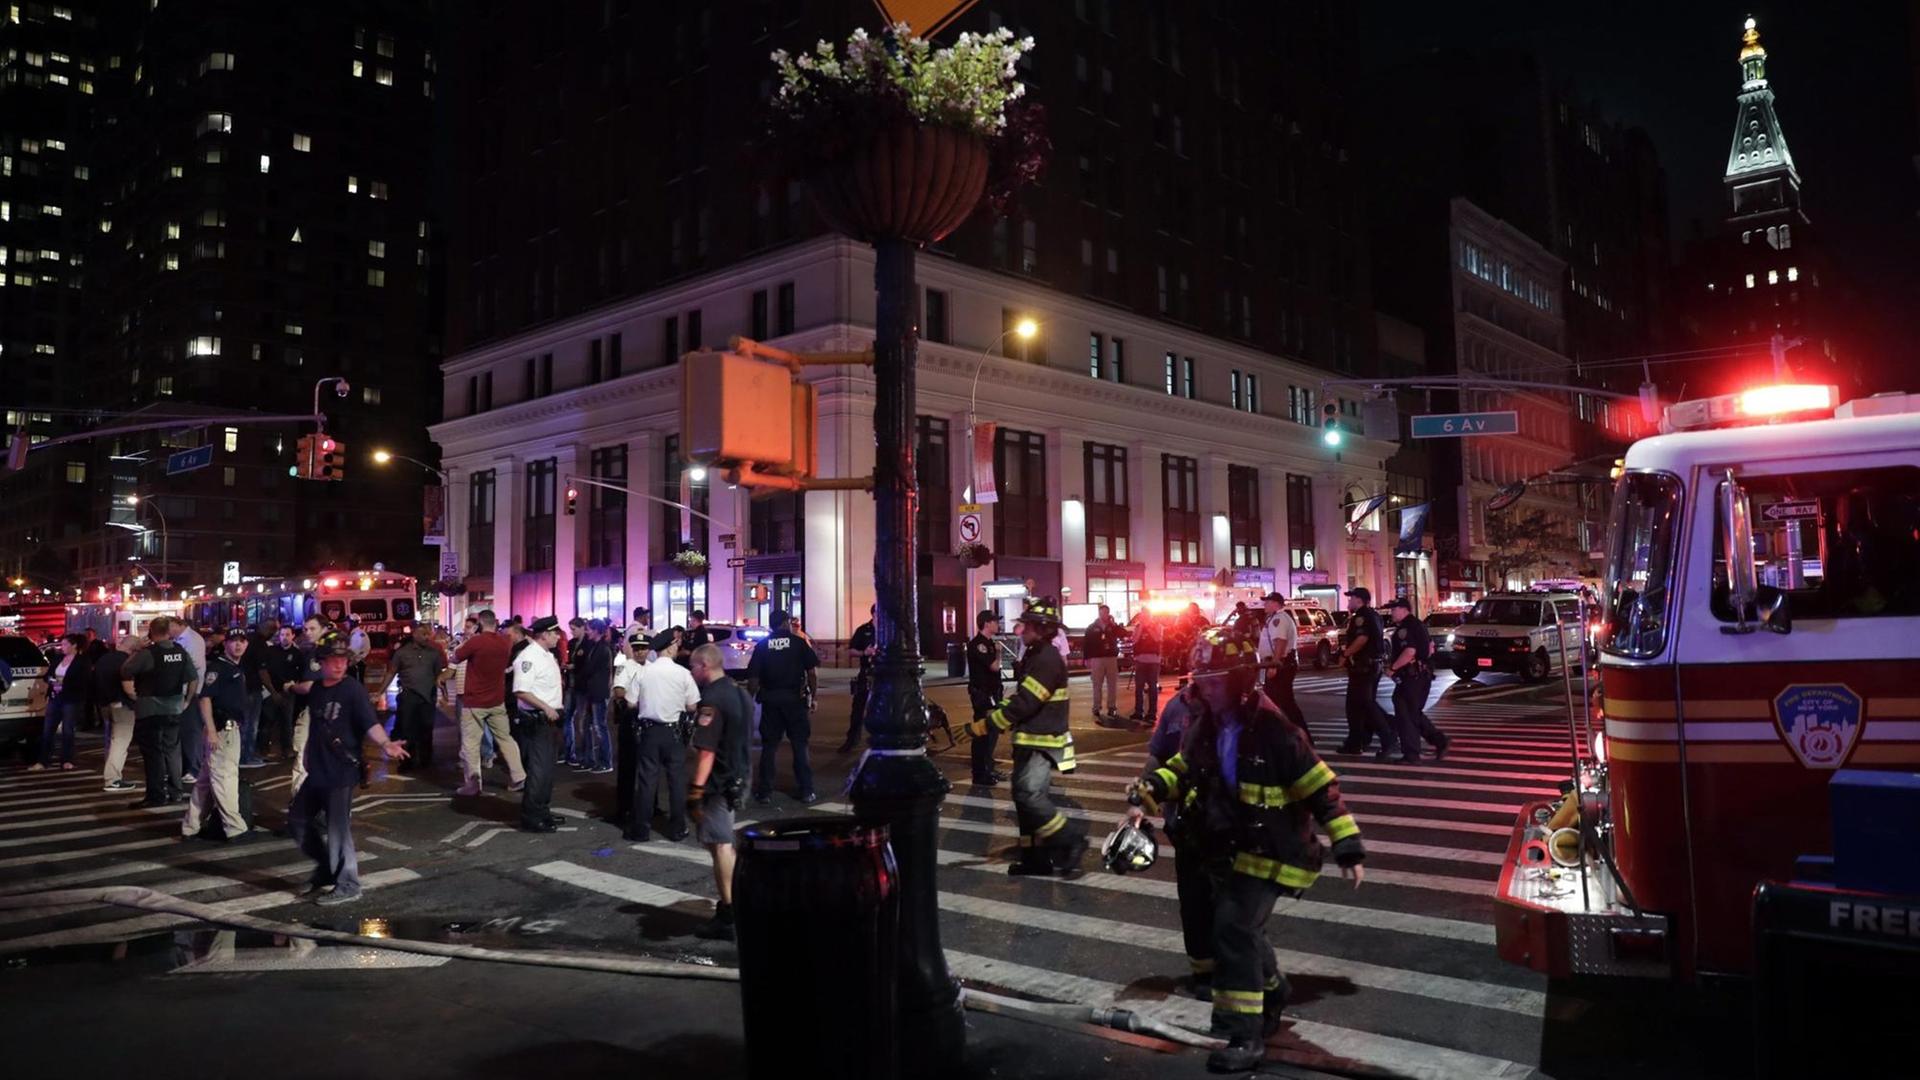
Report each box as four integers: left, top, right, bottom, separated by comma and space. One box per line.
1126, 625, 1367, 1073
968, 599, 1088, 876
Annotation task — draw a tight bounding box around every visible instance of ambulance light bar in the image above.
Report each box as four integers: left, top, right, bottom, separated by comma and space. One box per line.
1663, 384, 1837, 432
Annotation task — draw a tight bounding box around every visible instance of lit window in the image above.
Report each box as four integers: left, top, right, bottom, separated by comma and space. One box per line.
1745, 273, 1756, 289
223, 466, 236, 487
346, 175, 358, 194
98, 218, 110, 232
65, 461, 86, 483
156, 377, 175, 397
376, 34, 394, 58
43, 204, 62, 216
375, 67, 393, 86
369, 180, 388, 200
367, 240, 386, 258
202, 52, 235, 73
198, 111, 233, 135
188, 335, 221, 357
47, 138, 65, 151
168, 163, 183, 178
78, 80, 93, 94
351, 59, 364, 77
72, 164, 88, 179
362, 386, 382, 405
284, 321, 303, 336
49, 73, 70, 85
163, 252, 179, 271
290, 227, 302, 243
53, 6, 74, 19
201, 146, 223, 164
1766, 269, 1779, 285
222, 427, 239, 452
1787, 266, 1799, 282
258, 154, 270, 173
199, 208, 226, 227
291, 133, 312, 152
165, 221, 181, 239
366, 268, 385, 287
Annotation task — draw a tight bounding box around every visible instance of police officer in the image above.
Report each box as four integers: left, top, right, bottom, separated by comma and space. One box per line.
120, 616, 195, 806
839, 605, 877, 752
968, 599, 1088, 876
513, 616, 566, 833
1254, 591, 1306, 730
182, 630, 254, 840
747, 609, 819, 805
1337, 587, 1400, 760
1385, 598, 1450, 764
1126, 626, 1367, 1073
965, 610, 1008, 787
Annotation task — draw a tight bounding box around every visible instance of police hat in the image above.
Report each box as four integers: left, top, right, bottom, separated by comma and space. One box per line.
627, 628, 655, 651
528, 615, 561, 635
1387, 597, 1413, 612
650, 629, 680, 653
1261, 591, 1286, 604
1344, 586, 1372, 604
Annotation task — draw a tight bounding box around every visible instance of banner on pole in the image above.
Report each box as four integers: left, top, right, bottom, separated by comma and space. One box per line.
422, 485, 448, 545
970, 422, 998, 505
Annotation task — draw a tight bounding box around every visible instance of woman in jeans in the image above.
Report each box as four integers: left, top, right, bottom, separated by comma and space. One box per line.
34, 634, 91, 771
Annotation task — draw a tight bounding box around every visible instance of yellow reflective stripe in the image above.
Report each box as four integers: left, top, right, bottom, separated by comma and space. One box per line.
1286, 761, 1336, 802
1189, 957, 1216, 975
1166, 753, 1188, 775
1057, 740, 1077, 773
987, 708, 1012, 731
1034, 812, 1068, 840
1151, 767, 1181, 792
1237, 782, 1288, 808
1231, 852, 1320, 890
1215, 989, 1266, 1013
1263, 973, 1283, 992
1012, 731, 1071, 748
1052, 687, 1070, 702
1020, 675, 1052, 701
1325, 814, 1360, 842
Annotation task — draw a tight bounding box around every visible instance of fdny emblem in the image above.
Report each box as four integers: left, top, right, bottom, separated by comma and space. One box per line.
1773, 684, 1862, 769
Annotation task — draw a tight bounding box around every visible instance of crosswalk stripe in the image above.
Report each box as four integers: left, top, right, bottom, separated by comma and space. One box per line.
936, 892, 1541, 1017
0, 840, 289, 896
1054, 768, 1554, 799
820, 803, 1502, 869
942, 951, 1534, 1080
0, 834, 180, 869
527, 859, 708, 910
0, 789, 138, 816
0, 771, 100, 790
0, 819, 178, 850
0, 867, 423, 952
0, 804, 175, 833
0, 856, 379, 927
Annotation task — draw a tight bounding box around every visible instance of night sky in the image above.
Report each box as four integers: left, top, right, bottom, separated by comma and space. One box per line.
1365, 1, 1919, 387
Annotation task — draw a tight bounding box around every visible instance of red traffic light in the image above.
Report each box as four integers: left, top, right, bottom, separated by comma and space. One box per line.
320, 437, 336, 452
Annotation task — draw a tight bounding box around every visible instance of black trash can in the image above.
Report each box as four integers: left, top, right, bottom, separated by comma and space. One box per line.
735, 816, 900, 1080
945, 641, 965, 678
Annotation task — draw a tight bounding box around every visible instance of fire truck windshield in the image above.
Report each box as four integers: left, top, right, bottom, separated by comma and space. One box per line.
1710, 465, 1920, 621
1601, 471, 1683, 658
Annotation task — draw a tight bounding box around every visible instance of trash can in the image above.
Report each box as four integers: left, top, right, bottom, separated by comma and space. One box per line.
945, 641, 965, 678
735, 816, 900, 1080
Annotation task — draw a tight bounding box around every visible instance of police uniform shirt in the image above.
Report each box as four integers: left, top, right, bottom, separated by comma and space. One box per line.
849, 621, 876, 671
1349, 607, 1388, 662
123, 640, 195, 718
512, 641, 564, 713
1256, 610, 1299, 664
197, 655, 251, 725
1391, 615, 1431, 666
747, 631, 817, 703
616, 653, 700, 722
691, 676, 752, 787
965, 633, 1002, 693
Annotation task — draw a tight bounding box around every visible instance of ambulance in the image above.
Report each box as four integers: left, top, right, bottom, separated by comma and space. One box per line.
1495, 385, 1920, 999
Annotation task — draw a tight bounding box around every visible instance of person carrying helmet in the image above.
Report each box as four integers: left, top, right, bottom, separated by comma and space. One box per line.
1125, 625, 1367, 1074
969, 598, 1088, 876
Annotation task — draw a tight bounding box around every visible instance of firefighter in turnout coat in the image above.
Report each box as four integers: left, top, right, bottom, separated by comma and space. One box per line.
1126, 625, 1367, 1073
968, 599, 1089, 876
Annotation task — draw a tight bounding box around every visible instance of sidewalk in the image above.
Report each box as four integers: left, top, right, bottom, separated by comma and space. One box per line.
4, 939, 1259, 1080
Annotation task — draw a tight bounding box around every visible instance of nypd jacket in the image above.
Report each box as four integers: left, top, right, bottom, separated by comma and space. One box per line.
1135, 697, 1364, 891
985, 640, 1075, 769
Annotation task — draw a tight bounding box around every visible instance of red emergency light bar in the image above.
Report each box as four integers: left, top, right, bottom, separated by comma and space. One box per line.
1663, 384, 1839, 431
1737, 384, 1836, 417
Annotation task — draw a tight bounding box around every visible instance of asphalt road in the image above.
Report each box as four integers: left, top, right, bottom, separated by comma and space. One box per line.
0, 663, 1741, 1079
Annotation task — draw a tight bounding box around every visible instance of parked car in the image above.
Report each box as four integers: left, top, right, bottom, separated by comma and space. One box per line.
1282, 602, 1344, 668
0, 634, 51, 756
1423, 610, 1467, 671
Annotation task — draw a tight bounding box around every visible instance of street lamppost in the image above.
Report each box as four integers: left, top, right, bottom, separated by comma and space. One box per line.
371, 448, 447, 484
125, 495, 169, 592
966, 318, 1039, 424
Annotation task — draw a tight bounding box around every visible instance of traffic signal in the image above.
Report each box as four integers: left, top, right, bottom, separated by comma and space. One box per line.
292, 434, 315, 478
316, 436, 345, 481
564, 485, 579, 515
1321, 401, 1344, 447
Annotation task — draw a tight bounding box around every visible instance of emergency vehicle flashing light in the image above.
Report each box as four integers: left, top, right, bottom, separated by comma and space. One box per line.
1736, 383, 1836, 417
1663, 383, 1839, 431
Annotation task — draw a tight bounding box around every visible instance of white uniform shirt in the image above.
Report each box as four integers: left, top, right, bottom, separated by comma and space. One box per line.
511, 642, 564, 712
613, 653, 700, 721
1256, 610, 1299, 664
173, 625, 207, 684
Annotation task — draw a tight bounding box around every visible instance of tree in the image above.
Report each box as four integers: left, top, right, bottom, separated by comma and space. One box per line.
1484, 509, 1561, 590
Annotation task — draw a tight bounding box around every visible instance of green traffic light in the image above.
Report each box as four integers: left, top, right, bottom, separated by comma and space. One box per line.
1323, 428, 1343, 447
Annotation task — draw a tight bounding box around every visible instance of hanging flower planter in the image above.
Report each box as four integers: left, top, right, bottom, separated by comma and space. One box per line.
671, 549, 710, 578
431, 577, 467, 598
769, 24, 1048, 245
956, 541, 993, 570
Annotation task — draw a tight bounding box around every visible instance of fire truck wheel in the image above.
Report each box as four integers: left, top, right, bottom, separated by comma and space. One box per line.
1315, 642, 1334, 669
1522, 649, 1550, 683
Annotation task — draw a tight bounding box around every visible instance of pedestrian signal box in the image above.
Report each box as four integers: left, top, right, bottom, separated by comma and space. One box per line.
680, 349, 795, 469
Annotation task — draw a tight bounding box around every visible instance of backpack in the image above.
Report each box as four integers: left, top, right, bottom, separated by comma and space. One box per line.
136, 642, 192, 700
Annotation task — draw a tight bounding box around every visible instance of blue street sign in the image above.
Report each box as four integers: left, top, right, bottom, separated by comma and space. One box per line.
165, 444, 214, 475
1410, 411, 1520, 439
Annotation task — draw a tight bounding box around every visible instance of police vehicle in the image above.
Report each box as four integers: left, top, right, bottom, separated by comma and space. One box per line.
1281, 599, 1344, 668
1446, 591, 1587, 681
0, 633, 51, 752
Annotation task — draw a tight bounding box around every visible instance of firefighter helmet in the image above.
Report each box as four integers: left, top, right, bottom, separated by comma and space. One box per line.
1102, 820, 1159, 874
1014, 597, 1063, 636
1188, 624, 1259, 677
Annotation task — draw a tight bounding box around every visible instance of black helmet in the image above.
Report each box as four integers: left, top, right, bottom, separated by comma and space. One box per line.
1188, 624, 1259, 677
1102, 820, 1159, 874
1014, 597, 1063, 636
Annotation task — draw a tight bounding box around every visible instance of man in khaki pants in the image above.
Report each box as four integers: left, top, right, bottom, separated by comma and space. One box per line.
454, 609, 524, 795
182, 631, 254, 840
97, 634, 145, 791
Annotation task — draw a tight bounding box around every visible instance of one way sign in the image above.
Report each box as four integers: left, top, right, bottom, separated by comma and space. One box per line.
1763, 500, 1820, 522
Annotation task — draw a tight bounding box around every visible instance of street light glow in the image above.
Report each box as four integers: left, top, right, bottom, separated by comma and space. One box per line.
373, 449, 394, 464
688, 466, 708, 482
1015, 318, 1038, 340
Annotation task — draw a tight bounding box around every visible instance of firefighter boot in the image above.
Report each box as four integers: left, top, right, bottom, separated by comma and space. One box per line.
1206, 1036, 1267, 1073
1052, 833, 1091, 877
1007, 846, 1056, 876
1262, 973, 1292, 1037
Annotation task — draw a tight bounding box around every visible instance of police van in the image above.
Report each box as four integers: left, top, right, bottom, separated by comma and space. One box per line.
0, 634, 51, 752
1446, 591, 1588, 681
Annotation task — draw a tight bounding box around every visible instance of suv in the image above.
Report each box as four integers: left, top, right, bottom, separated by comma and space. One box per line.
0, 635, 51, 752
1282, 602, 1343, 668
1448, 593, 1587, 681
1422, 610, 1468, 672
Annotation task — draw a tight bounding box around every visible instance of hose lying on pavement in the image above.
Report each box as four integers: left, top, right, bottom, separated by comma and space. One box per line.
0, 887, 1224, 1053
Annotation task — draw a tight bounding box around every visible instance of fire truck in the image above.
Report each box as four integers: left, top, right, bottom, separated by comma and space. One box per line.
1493, 385, 1920, 1069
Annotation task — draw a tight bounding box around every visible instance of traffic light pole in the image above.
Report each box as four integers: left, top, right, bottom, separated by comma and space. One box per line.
848, 237, 965, 1069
